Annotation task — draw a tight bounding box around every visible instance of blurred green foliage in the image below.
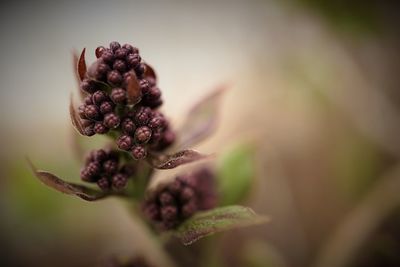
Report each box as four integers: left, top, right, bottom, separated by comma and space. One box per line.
217, 143, 255, 206
292, 0, 382, 34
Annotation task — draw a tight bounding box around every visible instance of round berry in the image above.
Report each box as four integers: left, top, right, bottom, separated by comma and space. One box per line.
117, 134, 134, 151
107, 70, 122, 86
103, 113, 120, 128
84, 95, 93, 105
131, 145, 146, 160
135, 126, 152, 143
110, 88, 126, 104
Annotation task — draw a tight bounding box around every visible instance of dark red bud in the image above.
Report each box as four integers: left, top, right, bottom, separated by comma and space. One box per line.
103, 113, 120, 128
116, 134, 134, 151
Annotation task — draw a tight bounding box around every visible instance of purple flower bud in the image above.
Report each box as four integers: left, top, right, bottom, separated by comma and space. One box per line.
84, 95, 93, 105
143, 203, 160, 220
110, 88, 126, 104
78, 104, 86, 119
180, 187, 195, 202
101, 50, 114, 64
94, 149, 108, 162
97, 177, 111, 191
122, 43, 136, 54
181, 201, 197, 218
161, 205, 178, 221
84, 105, 100, 120
113, 59, 127, 73
114, 48, 128, 59
168, 179, 183, 195
135, 63, 146, 77
80, 162, 100, 182
121, 118, 136, 135
95, 62, 111, 80
84, 123, 95, 136
117, 134, 134, 151
80, 79, 98, 94
131, 145, 146, 160
159, 191, 175, 206
112, 173, 128, 190
103, 159, 118, 175
92, 90, 108, 105
95, 46, 106, 58
109, 41, 121, 52
135, 126, 152, 143
134, 106, 151, 125
99, 101, 114, 114
127, 53, 141, 67
139, 79, 150, 95
107, 70, 122, 86
148, 116, 165, 130
103, 113, 120, 128
94, 122, 109, 134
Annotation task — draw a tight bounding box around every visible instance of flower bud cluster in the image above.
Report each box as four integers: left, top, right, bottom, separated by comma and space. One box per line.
117, 107, 175, 160
80, 148, 135, 191
142, 168, 217, 230
76, 41, 175, 159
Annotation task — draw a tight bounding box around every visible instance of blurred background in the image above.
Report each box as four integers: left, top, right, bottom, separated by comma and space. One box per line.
1, 0, 400, 266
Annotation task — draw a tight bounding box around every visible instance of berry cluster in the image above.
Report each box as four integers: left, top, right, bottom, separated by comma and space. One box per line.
80, 149, 135, 191
76, 41, 175, 159
142, 168, 217, 230
117, 107, 175, 160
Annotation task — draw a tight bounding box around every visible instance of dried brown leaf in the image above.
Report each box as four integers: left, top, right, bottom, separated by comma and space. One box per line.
147, 150, 211, 169
126, 71, 142, 105
26, 158, 107, 201
77, 48, 87, 81
176, 84, 228, 149
144, 63, 157, 81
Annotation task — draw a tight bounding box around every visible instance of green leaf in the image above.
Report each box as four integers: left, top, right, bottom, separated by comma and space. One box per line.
217, 143, 255, 205
175, 205, 268, 245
